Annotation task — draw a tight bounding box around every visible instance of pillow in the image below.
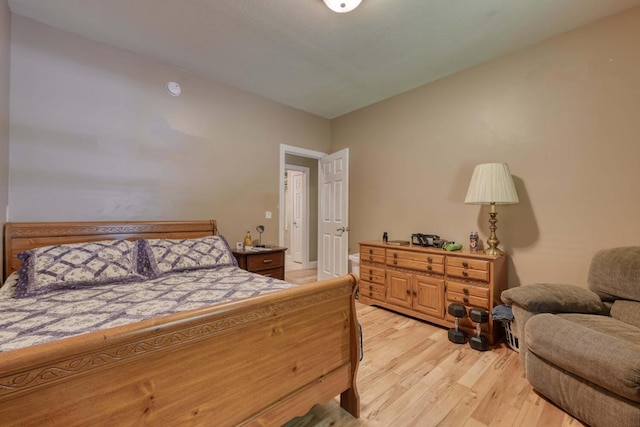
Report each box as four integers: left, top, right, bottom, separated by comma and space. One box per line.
0, 271, 19, 297
141, 235, 237, 277
15, 239, 144, 298
501, 283, 606, 314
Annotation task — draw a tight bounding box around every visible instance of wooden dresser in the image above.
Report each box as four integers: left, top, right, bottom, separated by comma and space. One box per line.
359, 241, 507, 344
232, 247, 286, 280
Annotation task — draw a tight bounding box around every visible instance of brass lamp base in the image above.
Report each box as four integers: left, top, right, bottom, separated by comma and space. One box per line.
484, 203, 504, 256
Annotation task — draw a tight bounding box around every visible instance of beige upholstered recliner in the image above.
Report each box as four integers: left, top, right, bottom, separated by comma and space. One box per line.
501, 247, 640, 427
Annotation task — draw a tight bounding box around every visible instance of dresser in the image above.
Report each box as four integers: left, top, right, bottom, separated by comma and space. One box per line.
359, 242, 507, 344
232, 247, 286, 280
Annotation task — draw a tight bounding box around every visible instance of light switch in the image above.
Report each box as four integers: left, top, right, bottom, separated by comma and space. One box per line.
265, 211, 272, 219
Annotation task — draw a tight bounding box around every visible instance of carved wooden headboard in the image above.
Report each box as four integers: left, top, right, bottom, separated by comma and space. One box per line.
3, 220, 218, 281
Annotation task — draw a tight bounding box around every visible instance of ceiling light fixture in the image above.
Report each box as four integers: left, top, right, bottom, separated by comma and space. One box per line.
323, 0, 362, 13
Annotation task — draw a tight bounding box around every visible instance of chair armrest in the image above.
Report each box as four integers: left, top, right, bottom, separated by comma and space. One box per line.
501, 283, 607, 314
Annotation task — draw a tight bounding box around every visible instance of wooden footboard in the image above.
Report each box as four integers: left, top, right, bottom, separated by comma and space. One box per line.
1, 221, 360, 426
0, 274, 360, 426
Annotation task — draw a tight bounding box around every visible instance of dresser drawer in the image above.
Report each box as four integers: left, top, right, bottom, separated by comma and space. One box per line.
247, 251, 284, 271
361, 281, 385, 301
446, 280, 490, 299
361, 245, 386, 264
446, 280, 490, 309
386, 249, 444, 274
361, 265, 385, 284
446, 257, 489, 282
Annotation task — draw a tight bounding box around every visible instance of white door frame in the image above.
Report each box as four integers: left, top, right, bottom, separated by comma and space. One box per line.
279, 144, 326, 268
284, 165, 309, 265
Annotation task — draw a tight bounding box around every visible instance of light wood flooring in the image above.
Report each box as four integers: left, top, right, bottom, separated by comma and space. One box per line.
284, 268, 584, 427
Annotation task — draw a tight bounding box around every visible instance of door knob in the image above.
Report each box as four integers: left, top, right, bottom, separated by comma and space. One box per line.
336, 226, 350, 235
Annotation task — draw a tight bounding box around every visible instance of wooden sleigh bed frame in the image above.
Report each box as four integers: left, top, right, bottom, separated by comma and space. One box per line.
0, 220, 360, 426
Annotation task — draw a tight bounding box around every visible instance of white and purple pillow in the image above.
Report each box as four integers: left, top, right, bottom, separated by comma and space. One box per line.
140, 235, 237, 277
15, 239, 144, 298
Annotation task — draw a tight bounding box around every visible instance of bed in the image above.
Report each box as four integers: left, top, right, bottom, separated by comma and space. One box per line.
0, 220, 360, 426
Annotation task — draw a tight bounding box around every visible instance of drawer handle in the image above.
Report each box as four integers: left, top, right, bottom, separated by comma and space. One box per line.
369, 275, 373, 281
463, 296, 469, 304
369, 269, 373, 274
369, 249, 373, 254
427, 256, 432, 263
406, 290, 411, 296
462, 271, 469, 277
427, 265, 432, 271
393, 253, 398, 258
463, 287, 469, 294
393, 259, 398, 265
462, 261, 469, 268
263, 259, 273, 264
369, 256, 374, 261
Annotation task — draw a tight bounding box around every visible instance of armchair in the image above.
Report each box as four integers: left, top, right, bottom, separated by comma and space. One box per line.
501, 247, 640, 427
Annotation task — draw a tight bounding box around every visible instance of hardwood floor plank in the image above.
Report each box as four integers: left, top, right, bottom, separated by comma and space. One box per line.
284, 268, 584, 426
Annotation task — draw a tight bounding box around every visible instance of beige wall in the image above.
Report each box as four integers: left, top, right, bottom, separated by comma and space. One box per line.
9, 16, 330, 245
332, 7, 640, 288
0, 0, 10, 274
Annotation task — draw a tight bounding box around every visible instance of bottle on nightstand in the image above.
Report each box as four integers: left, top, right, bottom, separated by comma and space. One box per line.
243, 231, 252, 249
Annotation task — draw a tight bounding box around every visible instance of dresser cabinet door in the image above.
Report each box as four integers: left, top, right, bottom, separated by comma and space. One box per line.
413, 274, 444, 318
386, 269, 413, 309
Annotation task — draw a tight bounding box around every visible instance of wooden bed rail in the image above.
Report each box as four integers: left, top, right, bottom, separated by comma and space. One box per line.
0, 273, 360, 426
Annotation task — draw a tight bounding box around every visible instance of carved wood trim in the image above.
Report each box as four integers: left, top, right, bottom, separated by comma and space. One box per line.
0, 284, 353, 397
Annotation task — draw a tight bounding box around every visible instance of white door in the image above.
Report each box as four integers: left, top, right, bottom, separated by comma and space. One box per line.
318, 148, 349, 280
291, 171, 305, 263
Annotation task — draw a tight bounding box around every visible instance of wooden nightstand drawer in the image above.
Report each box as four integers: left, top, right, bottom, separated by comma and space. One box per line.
361, 265, 385, 284
247, 251, 284, 271
256, 266, 285, 279
386, 249, 444, 274
361, 245, 385, 264
232, 247, 287, 281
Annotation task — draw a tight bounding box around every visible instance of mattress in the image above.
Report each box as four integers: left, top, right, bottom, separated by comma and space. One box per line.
0, 267, 295, 352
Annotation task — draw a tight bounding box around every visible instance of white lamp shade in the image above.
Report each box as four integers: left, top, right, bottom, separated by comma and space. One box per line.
464, 163, 519, 205
323, 0, 362, 13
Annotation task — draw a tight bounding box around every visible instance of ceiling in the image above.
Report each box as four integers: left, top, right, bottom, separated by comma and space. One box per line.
8, 0, 640, 119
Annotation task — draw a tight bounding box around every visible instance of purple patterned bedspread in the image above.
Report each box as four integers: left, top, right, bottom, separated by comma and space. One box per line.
0, 267, 296, 353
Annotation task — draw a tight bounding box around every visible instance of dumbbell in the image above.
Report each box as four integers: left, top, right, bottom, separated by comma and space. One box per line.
469, 308, 489, 351
447, 303, 467, 344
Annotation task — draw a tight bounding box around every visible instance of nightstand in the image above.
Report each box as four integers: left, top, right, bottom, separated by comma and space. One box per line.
232, 247, 287, 280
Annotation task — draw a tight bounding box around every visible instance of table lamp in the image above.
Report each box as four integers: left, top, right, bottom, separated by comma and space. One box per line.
464, 163, 519, 256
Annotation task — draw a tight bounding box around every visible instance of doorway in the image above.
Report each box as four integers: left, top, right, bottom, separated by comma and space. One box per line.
283, 166, 309, 269
279, 145, 325, 270
279, 144, 350, 280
